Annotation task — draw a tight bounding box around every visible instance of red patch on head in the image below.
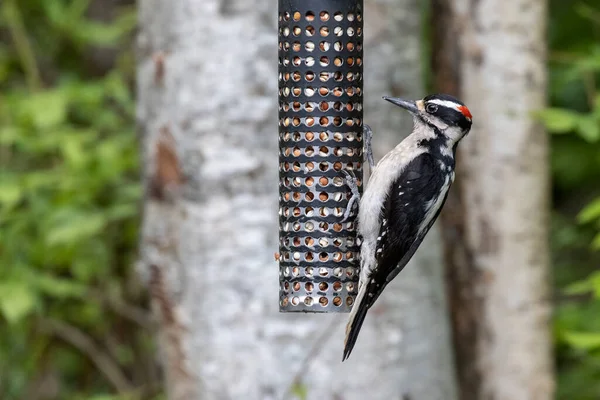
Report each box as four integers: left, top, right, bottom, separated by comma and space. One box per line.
458, 105, 472, 120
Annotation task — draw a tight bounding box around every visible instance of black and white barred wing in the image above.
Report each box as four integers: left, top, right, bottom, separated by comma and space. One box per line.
367, 152, 452, 305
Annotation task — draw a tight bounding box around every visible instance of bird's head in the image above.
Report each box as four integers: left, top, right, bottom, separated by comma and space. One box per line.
383, 93, 472, 145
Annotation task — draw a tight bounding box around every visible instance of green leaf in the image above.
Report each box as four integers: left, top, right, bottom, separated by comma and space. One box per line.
536, 108, 580, 133
45, 210, 107, 246
0, 281, 37, 323
564, 272, 600, 297
578, 198, 600, 223
32, 274, 86, 299
592, 233, 600, 251
563, 331, 600, 350
0, 179, 23, 210
577, 117, 600, 142
564, 278, 593, 295
19, 90, 68, 129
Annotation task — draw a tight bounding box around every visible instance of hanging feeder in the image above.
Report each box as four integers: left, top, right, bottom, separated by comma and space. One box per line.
278, 0, 364, 313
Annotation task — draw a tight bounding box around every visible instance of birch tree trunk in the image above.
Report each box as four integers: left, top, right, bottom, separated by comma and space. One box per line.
136, 0, 457, 399
433, 0, 555, 399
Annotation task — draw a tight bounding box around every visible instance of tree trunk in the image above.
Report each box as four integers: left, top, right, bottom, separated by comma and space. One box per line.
136, 0, 457, 399
433, 0, 555, 399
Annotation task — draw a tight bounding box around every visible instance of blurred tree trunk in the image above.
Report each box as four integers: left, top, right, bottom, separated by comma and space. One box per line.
432, 0, 555, 399
136, 0, 456, 399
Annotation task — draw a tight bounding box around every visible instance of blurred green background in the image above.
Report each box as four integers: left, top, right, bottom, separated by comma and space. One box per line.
0, 0, 599, 399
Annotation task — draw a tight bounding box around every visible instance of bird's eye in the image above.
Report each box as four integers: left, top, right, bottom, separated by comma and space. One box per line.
426, 103, 438, 113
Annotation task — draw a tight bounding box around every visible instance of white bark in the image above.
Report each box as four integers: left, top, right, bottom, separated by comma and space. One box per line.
136, 0, 457, 399
451, 0, 555, 398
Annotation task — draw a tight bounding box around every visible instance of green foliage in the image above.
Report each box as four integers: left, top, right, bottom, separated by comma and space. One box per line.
544, 2, 600, 399
0, 0, 159, 398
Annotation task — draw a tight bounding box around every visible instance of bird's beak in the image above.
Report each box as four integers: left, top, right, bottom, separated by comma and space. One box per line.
382, 96, 419, 115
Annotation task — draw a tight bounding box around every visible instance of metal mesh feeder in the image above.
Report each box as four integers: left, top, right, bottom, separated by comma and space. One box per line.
278, 0, 364, 313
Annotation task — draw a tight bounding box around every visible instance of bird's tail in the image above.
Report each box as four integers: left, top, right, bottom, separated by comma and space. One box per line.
342, 282, 370, 361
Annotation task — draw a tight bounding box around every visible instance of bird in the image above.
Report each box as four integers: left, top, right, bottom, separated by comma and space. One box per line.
342, 93, 473, 361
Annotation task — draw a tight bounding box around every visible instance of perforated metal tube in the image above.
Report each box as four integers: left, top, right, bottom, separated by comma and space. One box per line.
278, 0, 364, 313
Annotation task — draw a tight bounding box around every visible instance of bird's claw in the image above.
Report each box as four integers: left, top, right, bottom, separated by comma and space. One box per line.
342, 169, 360, 222
364, 124, 375, 169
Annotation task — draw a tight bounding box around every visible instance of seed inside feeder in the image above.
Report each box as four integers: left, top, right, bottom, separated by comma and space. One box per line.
319, 41, 330, 51
333, 297, 342, 306
319, 282, 329, 291
334, 26, 343, 36
319, 26, 329, 36
320, 297, 329, 306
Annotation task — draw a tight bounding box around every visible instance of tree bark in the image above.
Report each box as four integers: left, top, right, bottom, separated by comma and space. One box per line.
433, 1, 555, 399
136, 0, 457, 399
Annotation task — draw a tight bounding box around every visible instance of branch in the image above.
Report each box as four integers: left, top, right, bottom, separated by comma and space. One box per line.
3, 0, 42, 91
87, 288, 156, 330
38, 317, 134, 393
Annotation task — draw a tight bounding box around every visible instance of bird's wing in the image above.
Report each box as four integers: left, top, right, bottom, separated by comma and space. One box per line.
366, 152, 451, 307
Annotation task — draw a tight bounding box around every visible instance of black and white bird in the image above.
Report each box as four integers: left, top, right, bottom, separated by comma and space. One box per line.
342, 93, 473, 361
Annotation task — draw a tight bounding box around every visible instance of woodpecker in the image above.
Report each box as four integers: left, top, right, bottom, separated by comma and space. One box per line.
342, 93, 473, 361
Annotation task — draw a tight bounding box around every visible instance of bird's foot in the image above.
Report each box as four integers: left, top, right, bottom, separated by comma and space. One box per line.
341, 169, 360, 222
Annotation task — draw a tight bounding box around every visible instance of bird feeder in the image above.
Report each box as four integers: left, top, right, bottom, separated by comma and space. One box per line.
278, 0, 364, 312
